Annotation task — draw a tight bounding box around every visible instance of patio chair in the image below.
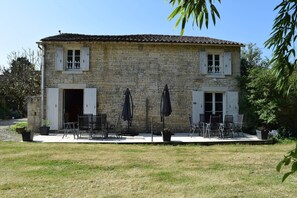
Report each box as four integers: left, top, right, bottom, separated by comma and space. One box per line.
221, 115, 234, 138
234, 114, 244, 136
199, 114, 206, 137
205, 115, 221, 138
188, 114, 202, 137
77, 114, 92, 138
92, 114, 108, 139
107, 114, 122, 139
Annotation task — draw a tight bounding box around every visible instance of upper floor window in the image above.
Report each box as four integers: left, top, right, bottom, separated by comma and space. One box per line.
67, 50, 80, 70
55, 47, 89, 72
200, 51, 232, 76
207, 54, 221, 74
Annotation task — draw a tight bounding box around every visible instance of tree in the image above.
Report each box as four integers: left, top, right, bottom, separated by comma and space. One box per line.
246, 67, 280, 126
0, 56, 40, 117
239, 44, 268, 132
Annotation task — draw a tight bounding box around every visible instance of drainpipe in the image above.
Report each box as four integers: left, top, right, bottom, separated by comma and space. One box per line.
37, 42, 44, 127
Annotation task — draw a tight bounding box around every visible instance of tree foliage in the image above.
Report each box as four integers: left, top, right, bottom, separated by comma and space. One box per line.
265, 0, 297, 91
168, 0, 221, 34
239, 44, 268, 131
246, 67, 281, 126
0, 56, 40, 116
277, 143, 297, 182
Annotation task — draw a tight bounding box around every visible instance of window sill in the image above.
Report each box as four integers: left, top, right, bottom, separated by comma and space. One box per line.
62, 70, 83, 74
205, 74, 225, 78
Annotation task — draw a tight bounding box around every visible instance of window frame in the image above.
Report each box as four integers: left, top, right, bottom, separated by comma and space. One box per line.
204, 92, 223, 122
66, 49, 81, 70
207, 51, 223, 75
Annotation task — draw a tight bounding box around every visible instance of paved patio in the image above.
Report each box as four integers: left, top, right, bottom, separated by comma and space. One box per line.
32, 132, 271, 145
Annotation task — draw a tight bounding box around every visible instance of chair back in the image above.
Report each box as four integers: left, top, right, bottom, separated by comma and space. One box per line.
237, 114, 244, 127
199, 114, 205, 123
189, 114, 193, 126
92, 114, 107, 130
224, 115, 233, 123
209, 115, 220, 129
78, 115, 91, 130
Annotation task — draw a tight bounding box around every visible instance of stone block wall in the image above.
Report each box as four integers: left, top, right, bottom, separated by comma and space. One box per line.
27, 96, 41, 132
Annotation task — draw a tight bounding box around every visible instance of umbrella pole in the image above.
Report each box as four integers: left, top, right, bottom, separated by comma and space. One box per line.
162, 117, 165, 131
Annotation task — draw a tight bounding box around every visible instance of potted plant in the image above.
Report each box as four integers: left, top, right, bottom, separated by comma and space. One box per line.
14, 122, 33, 142
20, 130, 34, 142
256, 126, 269, 140
162, 128, 174, 142
39, 120, 51, 135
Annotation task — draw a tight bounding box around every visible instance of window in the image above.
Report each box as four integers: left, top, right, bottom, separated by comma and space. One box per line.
204, 93, 223, 122
207, 54, 221, 74
55, 47, 89, 72
67, 50, 80, 70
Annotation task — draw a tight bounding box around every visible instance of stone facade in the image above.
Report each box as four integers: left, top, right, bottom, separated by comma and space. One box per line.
39, 34, 242, 133
27, 96, 41, 132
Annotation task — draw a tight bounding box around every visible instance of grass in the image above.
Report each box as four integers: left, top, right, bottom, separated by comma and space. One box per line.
0, 142, 296, 197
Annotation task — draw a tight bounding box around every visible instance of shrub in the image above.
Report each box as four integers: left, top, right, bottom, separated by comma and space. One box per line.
10, 122, 28, 132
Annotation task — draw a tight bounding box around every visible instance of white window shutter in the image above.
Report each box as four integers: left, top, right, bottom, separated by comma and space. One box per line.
84, 88, 96, 115
226, 91, 238, 117
46, 88, 59, 130
55, 48, 64, 71
223, 52, 232, 75
192, 91, 204, 124
81, 47, 89, 71
200, 51, 207, 74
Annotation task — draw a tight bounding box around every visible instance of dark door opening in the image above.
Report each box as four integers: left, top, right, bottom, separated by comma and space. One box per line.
64, 89, 83, 123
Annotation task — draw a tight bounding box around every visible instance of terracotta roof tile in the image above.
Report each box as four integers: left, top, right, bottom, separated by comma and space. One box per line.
41, 33, 244, 46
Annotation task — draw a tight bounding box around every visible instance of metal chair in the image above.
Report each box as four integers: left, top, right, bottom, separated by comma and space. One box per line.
92, 114, 108, 139
106, 114, 122, 139
189, 114, 202, 137
205, 115, 221, 138
221, 115, 234, 138
77, 114, 92, 139
199, 114, 206, 137
234, 114, 244, 136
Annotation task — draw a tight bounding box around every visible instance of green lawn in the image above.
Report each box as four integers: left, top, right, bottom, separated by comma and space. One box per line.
0, 142, 296, 197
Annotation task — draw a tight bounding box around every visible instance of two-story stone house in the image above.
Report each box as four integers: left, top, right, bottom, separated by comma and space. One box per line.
37, 33, 243, 132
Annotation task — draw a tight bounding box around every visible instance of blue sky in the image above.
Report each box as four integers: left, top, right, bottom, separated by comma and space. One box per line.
0, 0, 278, 67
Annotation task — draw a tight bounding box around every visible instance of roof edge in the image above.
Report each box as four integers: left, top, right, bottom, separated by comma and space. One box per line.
40, 33, 244, 46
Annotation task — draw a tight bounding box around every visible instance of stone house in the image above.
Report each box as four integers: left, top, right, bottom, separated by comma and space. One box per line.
36, 33, 243, 133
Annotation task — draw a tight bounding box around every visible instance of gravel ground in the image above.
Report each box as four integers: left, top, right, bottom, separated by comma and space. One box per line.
0, 118, 27, 142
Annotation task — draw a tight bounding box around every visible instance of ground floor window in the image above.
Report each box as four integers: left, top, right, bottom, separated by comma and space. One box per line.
204, 92, 223, 122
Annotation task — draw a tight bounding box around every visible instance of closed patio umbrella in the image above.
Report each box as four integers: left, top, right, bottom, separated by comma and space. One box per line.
160, 84, 172, 130
122, 88, 133, 132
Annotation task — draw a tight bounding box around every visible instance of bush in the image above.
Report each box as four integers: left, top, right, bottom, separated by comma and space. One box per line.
10, 122, 28, 132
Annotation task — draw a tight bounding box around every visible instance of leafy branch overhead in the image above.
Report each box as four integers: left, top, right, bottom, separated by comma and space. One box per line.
168, 0, 221, 35
277, 143, 297, 182
264, 0, 297, 90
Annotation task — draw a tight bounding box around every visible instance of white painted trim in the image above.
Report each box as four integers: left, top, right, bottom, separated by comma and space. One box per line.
84, 88, 97, 115
62, 71, 83, 74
